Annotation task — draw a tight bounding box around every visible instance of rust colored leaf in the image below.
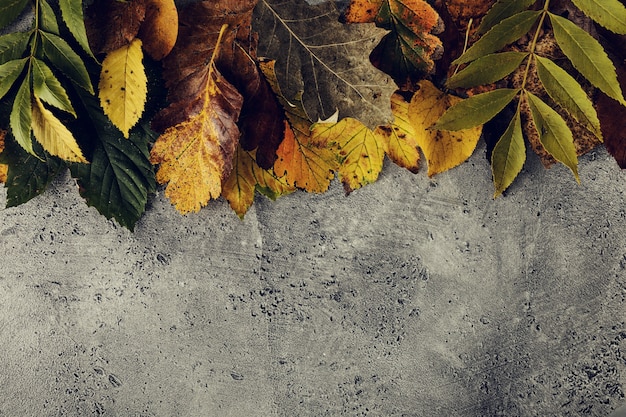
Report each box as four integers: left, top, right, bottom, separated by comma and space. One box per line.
86, 0, 147, 55
149, 25, 244, 214
0, 129, 7, 183
597, 63, 626, 168
137, 0, 178, 61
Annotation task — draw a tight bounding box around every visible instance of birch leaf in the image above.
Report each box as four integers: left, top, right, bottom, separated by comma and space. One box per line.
31, 96, 87, 163
99, 38, 147, 138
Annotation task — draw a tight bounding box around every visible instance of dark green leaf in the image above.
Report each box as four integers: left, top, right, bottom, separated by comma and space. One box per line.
0, 31, 32, 63
453, 10, 541, 65
447, 51, 528, 89
70, 94, 155, 230
526, 91, 579, 181
40, 31, 94, 94
478, 0, 537, 34
31, 57, 75, 116
0, 138, 66, 207
39, 0, 60, 35
0, 0, 30, 31
9, 76, 35, 156
491, 109, 525, 197
570, 0, 626, 34
549, 12, 626, 105
434, 88, 520, 131
0, 58, 27, 101
535, 55, 602, 139
59, 0, 95, 58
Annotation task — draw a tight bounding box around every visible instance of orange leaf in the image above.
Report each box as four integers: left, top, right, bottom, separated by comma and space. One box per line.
375, 92, 420, 173
150, 25, 243, 214
0, 129, 7, 183
138, 0, 178, 61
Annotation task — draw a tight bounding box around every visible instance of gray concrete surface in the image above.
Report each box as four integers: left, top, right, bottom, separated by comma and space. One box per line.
1, 142, 625, 416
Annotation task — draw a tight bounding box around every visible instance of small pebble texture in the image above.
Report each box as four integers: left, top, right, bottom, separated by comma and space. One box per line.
1, 143, 625, 416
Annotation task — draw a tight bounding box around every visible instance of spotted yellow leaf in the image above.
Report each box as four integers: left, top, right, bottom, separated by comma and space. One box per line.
409, 80, 482, 176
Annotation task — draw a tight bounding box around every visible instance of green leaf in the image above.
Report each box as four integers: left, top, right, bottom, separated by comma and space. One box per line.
570, 0, 626, 34
0, 138, 66, 207
447, 51, 528, 89
491, 110, 525, 197
9, 76, 35, 156
59, 0, 95, 59
535, 55, 602, 139
40, 31, 94, 94
70, 94, 155, 231
32, 58, 75, 116
526, 91, 579, 181
39, 0, 60, 35
0, 58, 27, 101
549, 12, 626, 106
0, 0, 30, 31
434, 88, 520, 131
478, 0, 537, 34
453, 10, 541, 65
0, 31, 31, 63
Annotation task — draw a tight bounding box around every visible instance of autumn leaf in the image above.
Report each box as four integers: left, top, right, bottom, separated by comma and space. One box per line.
375, 92, 420, 173
341, 0, 443, 89
409, 80, 482, 176
597, 64, 626, 168
260, 60, 338, 193
0, 128, 7, 183
150, 25, 244, 214
137, 0, 178, 61
312, 117, 386, 194
86, 0, 147, 54
222, 145, 294, 218
99, 38, 147, 138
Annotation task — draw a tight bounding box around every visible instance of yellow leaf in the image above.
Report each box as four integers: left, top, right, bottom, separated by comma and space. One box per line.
31, 97, 87, 163
375, 92, 420, 173
312, 117, 385, 193
150, 24, 243, 215
99, 38, 147, 138
0, 129, 7, 183
259, 60, 338, 193
408, 80, 482, 176
222, 145, 295, 218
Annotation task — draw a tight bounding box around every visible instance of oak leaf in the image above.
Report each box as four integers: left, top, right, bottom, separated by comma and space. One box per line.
150, 26, 244, 214
312, 117, 386, 194
99, 38, 147, 138
409, 80, 482, 176
260, 60, 338, 193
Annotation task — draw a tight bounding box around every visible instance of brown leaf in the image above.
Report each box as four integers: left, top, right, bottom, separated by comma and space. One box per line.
137, 0, 178, 60
86, 0, 147, 55
597, 63, 626, 168
0, 129, 7, 183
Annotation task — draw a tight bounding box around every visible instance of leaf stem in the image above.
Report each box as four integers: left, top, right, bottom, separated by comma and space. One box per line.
517, 0, 550, 109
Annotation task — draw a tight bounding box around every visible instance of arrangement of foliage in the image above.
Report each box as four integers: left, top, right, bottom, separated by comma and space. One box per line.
0, 0, 624, 229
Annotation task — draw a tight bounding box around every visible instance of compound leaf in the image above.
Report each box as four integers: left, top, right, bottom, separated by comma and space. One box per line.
434, 87, 519, 131
526, 91, 579, 181
535, 55, 601, 139
453, 10, 541, 65
550, 12, 626, 106
477, 0, 537, 34
39, 0, 60, 35
99, 38, 147, 138
491, 109, 525, 197
447, 51, 528, 89
569, 0, 626, 34
9, 76, 34, 156
410, 80, 482, 176
40, 30, 94, 94
59, 0, 95, 58
0, 0, 29, 31
31, 57, 75, 116
0, 58, 27, 102
0, 31, 31, 63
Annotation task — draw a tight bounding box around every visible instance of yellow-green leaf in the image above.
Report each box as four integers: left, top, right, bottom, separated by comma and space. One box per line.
434, 88, 519, 131
550, 12, 626, 106
477, 0, 537, 34
491, 110, 525, 197
0, 58, 27, 101
453, 10, 541, 65
526, 91, 579, 181
32, 58, 76, 116
31, 96, 87, 163
447, 52, 528, 89
0, 31, 31, 63
10, 77, 34, 156
40, 31, 94, 94
99, 38, 147, 138
409, 80, 482, 176
535, 55, 601, 139
570, 0, 626, 34
375, 92, 420, 173
39, 0, 60, 35
312, 117, 385, 193
0, 0, 29, 31
59, 0, 95, 58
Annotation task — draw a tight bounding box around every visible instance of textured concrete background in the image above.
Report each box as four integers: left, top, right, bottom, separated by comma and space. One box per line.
1, 141, 626, 416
